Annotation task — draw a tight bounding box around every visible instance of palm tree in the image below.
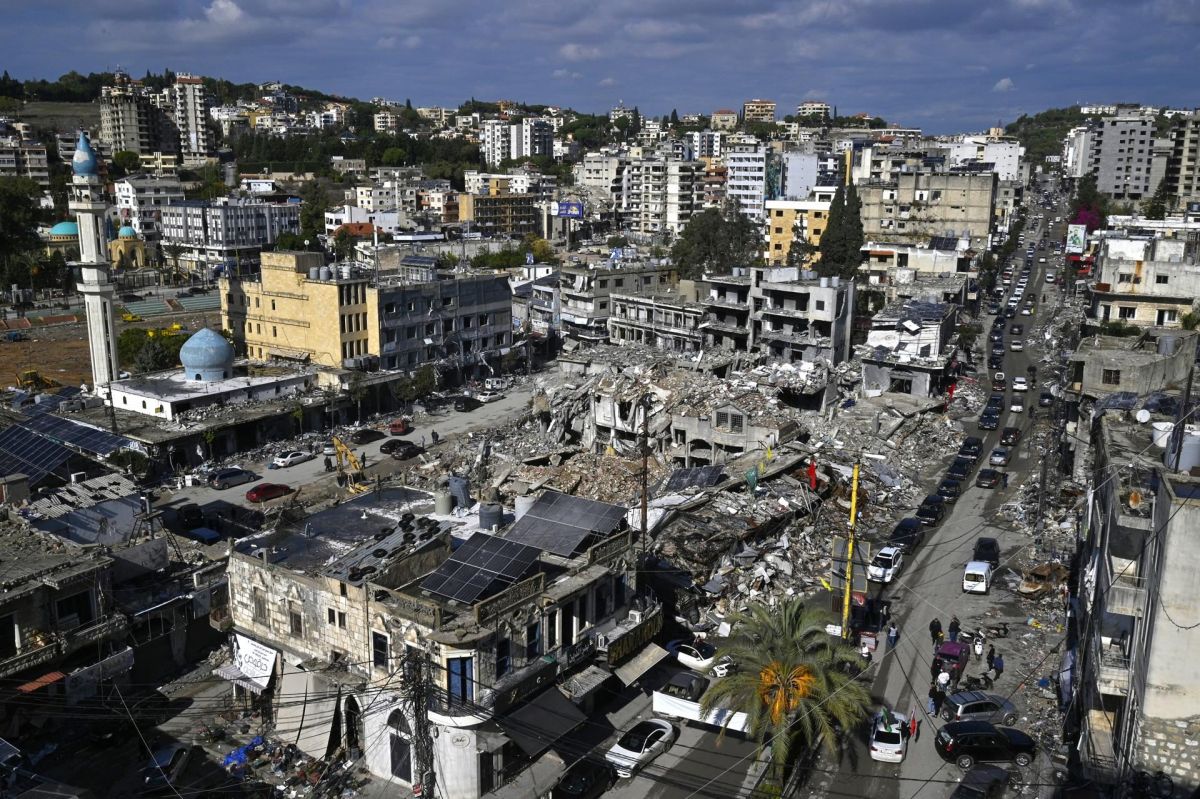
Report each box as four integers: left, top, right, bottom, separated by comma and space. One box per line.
700, 598, 872, 778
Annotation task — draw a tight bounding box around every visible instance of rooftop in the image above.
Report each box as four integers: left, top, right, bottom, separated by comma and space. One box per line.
0, 520, 111, 592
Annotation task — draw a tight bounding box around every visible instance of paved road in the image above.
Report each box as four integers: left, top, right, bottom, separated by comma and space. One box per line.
799, 193, 1074, 799
607, 724, 760, 799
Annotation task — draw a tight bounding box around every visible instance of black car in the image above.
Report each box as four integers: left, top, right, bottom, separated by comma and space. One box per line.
972, 537, 1001, 568
976, 469, 1002, 489
552, 760, 615, 799
950, 764, 1017, 799
350, 428, 386, 445
948, 457, 975, 481
379, 438, 411, 455
985, 394, 1005, 413
1009, 324, 1023, 335
889, 518, 925, 551
1038, 391, 1054, 408
1004, 307, 1016, 318
987, 355, 1004, 370
937, 479, 962, 504
934, 721, 1036, 770
999, 427, 1022, 446
453, 395, 481, 412
916, 495, 946, 526
390, 443, 425, 460
959, 437, 984, 460
990, 343, 1005, 357
978, 411, 1000, 431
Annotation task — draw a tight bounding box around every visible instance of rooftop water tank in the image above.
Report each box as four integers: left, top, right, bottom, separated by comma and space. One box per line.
479, 502, 503, 532
514, 495, 536, 521
308, 266, 321, 280
1158, 335, 1178, 356
319, 266, 332, 281
433, 491, 453, 515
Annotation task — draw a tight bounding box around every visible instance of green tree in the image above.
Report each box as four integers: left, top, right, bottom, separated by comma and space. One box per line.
700, 599, 872, 779
1142, 177, 1169, 220
841, 183, 864, 274
275, 232, 306, 251
411, 365, 437, 397
133, 337, 176, 373
0, 177, 44, 273
819, 185, 846, 268
381, 147, 408, 167
299, 181, 330, 246
785, 228, 816, 267
670, 203, 763, 280
162, 242, 185, 279
111, 150, 141, 177
333, 227, 356, 261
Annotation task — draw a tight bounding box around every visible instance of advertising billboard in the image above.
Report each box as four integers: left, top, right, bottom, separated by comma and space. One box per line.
1066, 224, 1087, 254
550, 201, 584, 218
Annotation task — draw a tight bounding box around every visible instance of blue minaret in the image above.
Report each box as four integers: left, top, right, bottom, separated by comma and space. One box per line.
69, 131, 120, 391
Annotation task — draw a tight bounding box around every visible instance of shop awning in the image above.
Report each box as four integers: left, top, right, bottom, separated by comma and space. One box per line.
613, 643, 670, 686
268, 347, 310, 361
483, 750, 567, 799
497, 688, 586, 757
17, 671, 65, 694
275, 665, 339, 759
214, 662, 267, 695
559, 664, 612, 701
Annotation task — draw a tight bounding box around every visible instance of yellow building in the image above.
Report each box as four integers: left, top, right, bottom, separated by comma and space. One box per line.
109, 225, 148, 270
764, 199, 832, 265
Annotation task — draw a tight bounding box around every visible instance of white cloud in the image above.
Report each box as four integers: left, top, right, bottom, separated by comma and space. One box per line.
375, 35, 396, 48
598, 77, 617, 87
205, 0, 245, 25
402, 34, 422, 48
803, 88, 828, 100
992, 77, 1015, 92
552, 68, 582, 80
559, 42, 601, 61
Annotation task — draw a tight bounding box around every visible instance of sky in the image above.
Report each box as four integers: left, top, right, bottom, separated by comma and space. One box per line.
2, 0, 1198, 133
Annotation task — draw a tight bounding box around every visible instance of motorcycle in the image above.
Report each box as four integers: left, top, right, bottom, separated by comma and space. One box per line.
961, 672, 994, 691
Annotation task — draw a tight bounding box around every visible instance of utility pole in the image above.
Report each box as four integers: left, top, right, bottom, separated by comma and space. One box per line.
640, 393, 651, 566
403, 646, 436, 799
840, 458, 861, 642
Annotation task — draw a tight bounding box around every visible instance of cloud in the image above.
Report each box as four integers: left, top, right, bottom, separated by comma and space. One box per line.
992, 77, 1015, 92
205, 0, 245, 25
402, 34, 422, 48
375, 35, 396, 48
802, 88, 828, 100
558, 42, 601, 61
553, 68, 582, 80
598, 77, 617, 87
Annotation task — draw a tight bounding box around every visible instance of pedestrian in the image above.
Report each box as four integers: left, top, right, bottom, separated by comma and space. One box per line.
887, 622, 899, 650
948, 616, 961, 643
929, 617, 942, 647
909, 712, 919, 742
420, 434, 426, 448
927, 684, 938, 716
986, 645, 996, 672
930, 660, 940, 682
431, 429, 439, 444
992, 653, 1005, 681
860, 643, 872, 665
360, 451, 368, 467
1002, 471, 1010, 489
936, 669, 951, 691
933, 688, 946, 716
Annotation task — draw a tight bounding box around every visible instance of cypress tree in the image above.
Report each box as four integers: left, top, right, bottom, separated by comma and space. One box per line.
819, 185, 846, 273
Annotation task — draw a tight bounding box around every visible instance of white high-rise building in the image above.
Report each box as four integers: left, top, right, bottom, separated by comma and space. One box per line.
69, 132, 120, 391
725, 142, 768, 221
482, 120, 511, 167
173, 74, 211, 163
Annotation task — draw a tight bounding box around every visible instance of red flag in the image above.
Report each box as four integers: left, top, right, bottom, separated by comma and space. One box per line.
807, 460, 817, 490
947, 383, 957, 402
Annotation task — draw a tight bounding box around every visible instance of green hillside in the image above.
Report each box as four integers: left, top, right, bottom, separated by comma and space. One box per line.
1004, 106, 1091, 163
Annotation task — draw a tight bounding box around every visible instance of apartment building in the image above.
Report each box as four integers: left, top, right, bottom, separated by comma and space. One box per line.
1162, 111, 1200, 208
1063, 126, 1096, 179
704, 265, 856, 366
458, 182, 540, 237
711, 110, 739, 131
160, 196, 301, 275
1089, 237, 1200, 328
98, 73, 180, 157
741, 99, 776, 124
937, 136, 1023, 181
223, 251, 511, 373
607, 292, 707, 353
373, 111, 398, 133
532, 260, 678, 343
481, 118, 553, 166
796, 101, 831, 119
764, 198, 832, 265
627, 157, 703, 235
1090, 115, 1158, 200
113, 173, 186, 235
222, 491, 651, 796
173, 73, 212, 163
860, 298, 958, 397
858, 171, 998, 251
725, 142, 768, 221
687, 130, 724, 160
0, 138, 49, 188
464, 169, 556, 198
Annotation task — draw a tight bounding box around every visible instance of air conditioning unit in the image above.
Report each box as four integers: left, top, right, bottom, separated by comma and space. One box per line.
628, 609, 646, 625
69, 472, 87, 484
592, 632, 609, 651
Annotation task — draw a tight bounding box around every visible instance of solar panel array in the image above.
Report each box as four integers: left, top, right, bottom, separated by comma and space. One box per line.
24, 387, 83, 417
0, 425, 73, 484
421, 533, 542, 604
504, 491, 627, 557
664, 465, 726, 492
22, 415, 132, 456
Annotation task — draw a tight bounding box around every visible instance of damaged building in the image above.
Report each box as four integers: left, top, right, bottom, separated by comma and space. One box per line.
531, 259, 678, 346
1065, 328, 1198, 401
861, 299, 959, 397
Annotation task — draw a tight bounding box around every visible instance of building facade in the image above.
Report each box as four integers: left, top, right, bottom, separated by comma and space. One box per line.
858, 172, 998, 251
1089, 238, 1200, 328
160, 197, 301, 276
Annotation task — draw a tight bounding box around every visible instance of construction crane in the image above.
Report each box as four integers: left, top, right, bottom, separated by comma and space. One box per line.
330, 436, 369, 493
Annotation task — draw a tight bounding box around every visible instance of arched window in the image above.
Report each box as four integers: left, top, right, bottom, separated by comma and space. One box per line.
387, 708, 411, 734
387, 708, 412, 781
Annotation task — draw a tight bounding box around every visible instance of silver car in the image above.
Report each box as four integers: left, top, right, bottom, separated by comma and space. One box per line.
942, 691, 1019, 725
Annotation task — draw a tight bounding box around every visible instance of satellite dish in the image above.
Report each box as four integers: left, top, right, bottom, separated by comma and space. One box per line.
1135, 409, 1151, 424
1128, 490, 1143, 509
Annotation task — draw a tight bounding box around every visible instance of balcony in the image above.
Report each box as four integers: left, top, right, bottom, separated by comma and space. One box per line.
1106, 575, 1146, 618
1096, 646, 1131, 696
63, 616, 129, 654
0, 642, 59, 680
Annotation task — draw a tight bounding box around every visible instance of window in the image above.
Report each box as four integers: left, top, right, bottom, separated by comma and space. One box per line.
252, 588, 267, 623
272, 326, 277, 338
815, 300, 825, 311
1156, 275, 1169, 285
1118, 273, 1133, 283
716, 410, 729, 428
0, 614, 15, 659
55, 590, 94, 629
447, 656, 474, 701
254, 296, 260, 308
1118, 306, 1136, 320
289, 604, 304, 637
730, 413, 744, 433
495, 638, 511, 678
546, 611, 558, 650
385, 302, 396, 314
271, 299, 276, 311
525, 621, 541, 660
338, 611, 346, 629
327, 608, 336, 624
372, 631, 389, 669
1102, 369, 1121, 385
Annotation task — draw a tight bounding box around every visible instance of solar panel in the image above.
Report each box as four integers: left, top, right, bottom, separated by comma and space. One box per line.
21, 415, 132, 456
505, 491, 628, 557
421, 533, 541, 603
0, 425, 73, 484
664, 465, 726, 492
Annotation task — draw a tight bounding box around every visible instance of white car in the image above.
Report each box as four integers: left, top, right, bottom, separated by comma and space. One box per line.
1011, 377, 1029, 392
867, 546, 904, 583
475, 390, 504, 403
668, 639, 717, 671
1021, 307, 1032, 315
989, 448, 1011, 467
605, 719, 675, 778
869, 710, 909, 763
1009, 341, 1024, 352
1010, 397, 1024, 413
272, 450, 314, 468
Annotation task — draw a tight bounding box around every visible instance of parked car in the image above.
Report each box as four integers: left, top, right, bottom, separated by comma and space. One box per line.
869, 709, 909, 763
978, 412, 1000, 431
551, 760, 615, 799
991, 373, 1007, 391
950, 764, 1018, 799
246, 483, 292, 503
668, 639, 716, 671
934, 721, 1036, 770
1009, 324, 1023, 335
350, 428, 386, 445
972, 537, 1001, 569
958, 437, 984, 460
936, 479, 962, 504
1000, 427, 1023, 446
475, 390, 504, 403
1038, 391, 1054, 408
380, 438, 411, 455
888, 518, 925, 551
916, 495, 946, 526
962, 560, 994, 594
660, 672, 709, 702
208, 467, 256, 490
975, 469, 1002, 489
322, 441, 337, 457
605, 719, 675, 778
989, 447, 1011, 467
867, 546, 904, 583
947, 457, 974, 481
1009, 397, 1025, 414
985, 394, 1005, 412
453, 395, 481, 412
1009, 340, 1024, 352
390, 443, 425, 460
388, 418, 412, 435
141, 743, 194, 793
942, 691, 1019, 725
271, 450, 314, 468
1012, 377, 1029, 392
987, 355, 1003, 370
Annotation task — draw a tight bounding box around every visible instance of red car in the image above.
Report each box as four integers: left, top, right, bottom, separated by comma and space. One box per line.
246, 483, 292, 503
388, 418, 412, 435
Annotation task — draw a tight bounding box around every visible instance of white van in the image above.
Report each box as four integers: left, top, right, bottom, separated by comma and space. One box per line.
962, 561, 993, 594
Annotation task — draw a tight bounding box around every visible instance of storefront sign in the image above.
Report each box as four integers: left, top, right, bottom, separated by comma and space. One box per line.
234, 633, 278, 690
606, 610, 664, 666
493, 658, 558, 715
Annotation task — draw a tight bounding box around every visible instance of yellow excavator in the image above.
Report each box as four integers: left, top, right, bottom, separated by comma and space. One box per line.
15, 370, 60, 390
330, 436, 369, 493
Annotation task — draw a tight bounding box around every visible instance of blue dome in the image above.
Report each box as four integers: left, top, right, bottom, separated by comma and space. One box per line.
179, 328, 234, 382
72, 131, 99, 177
117, 225, 136, 239
49, 221, 78, 237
